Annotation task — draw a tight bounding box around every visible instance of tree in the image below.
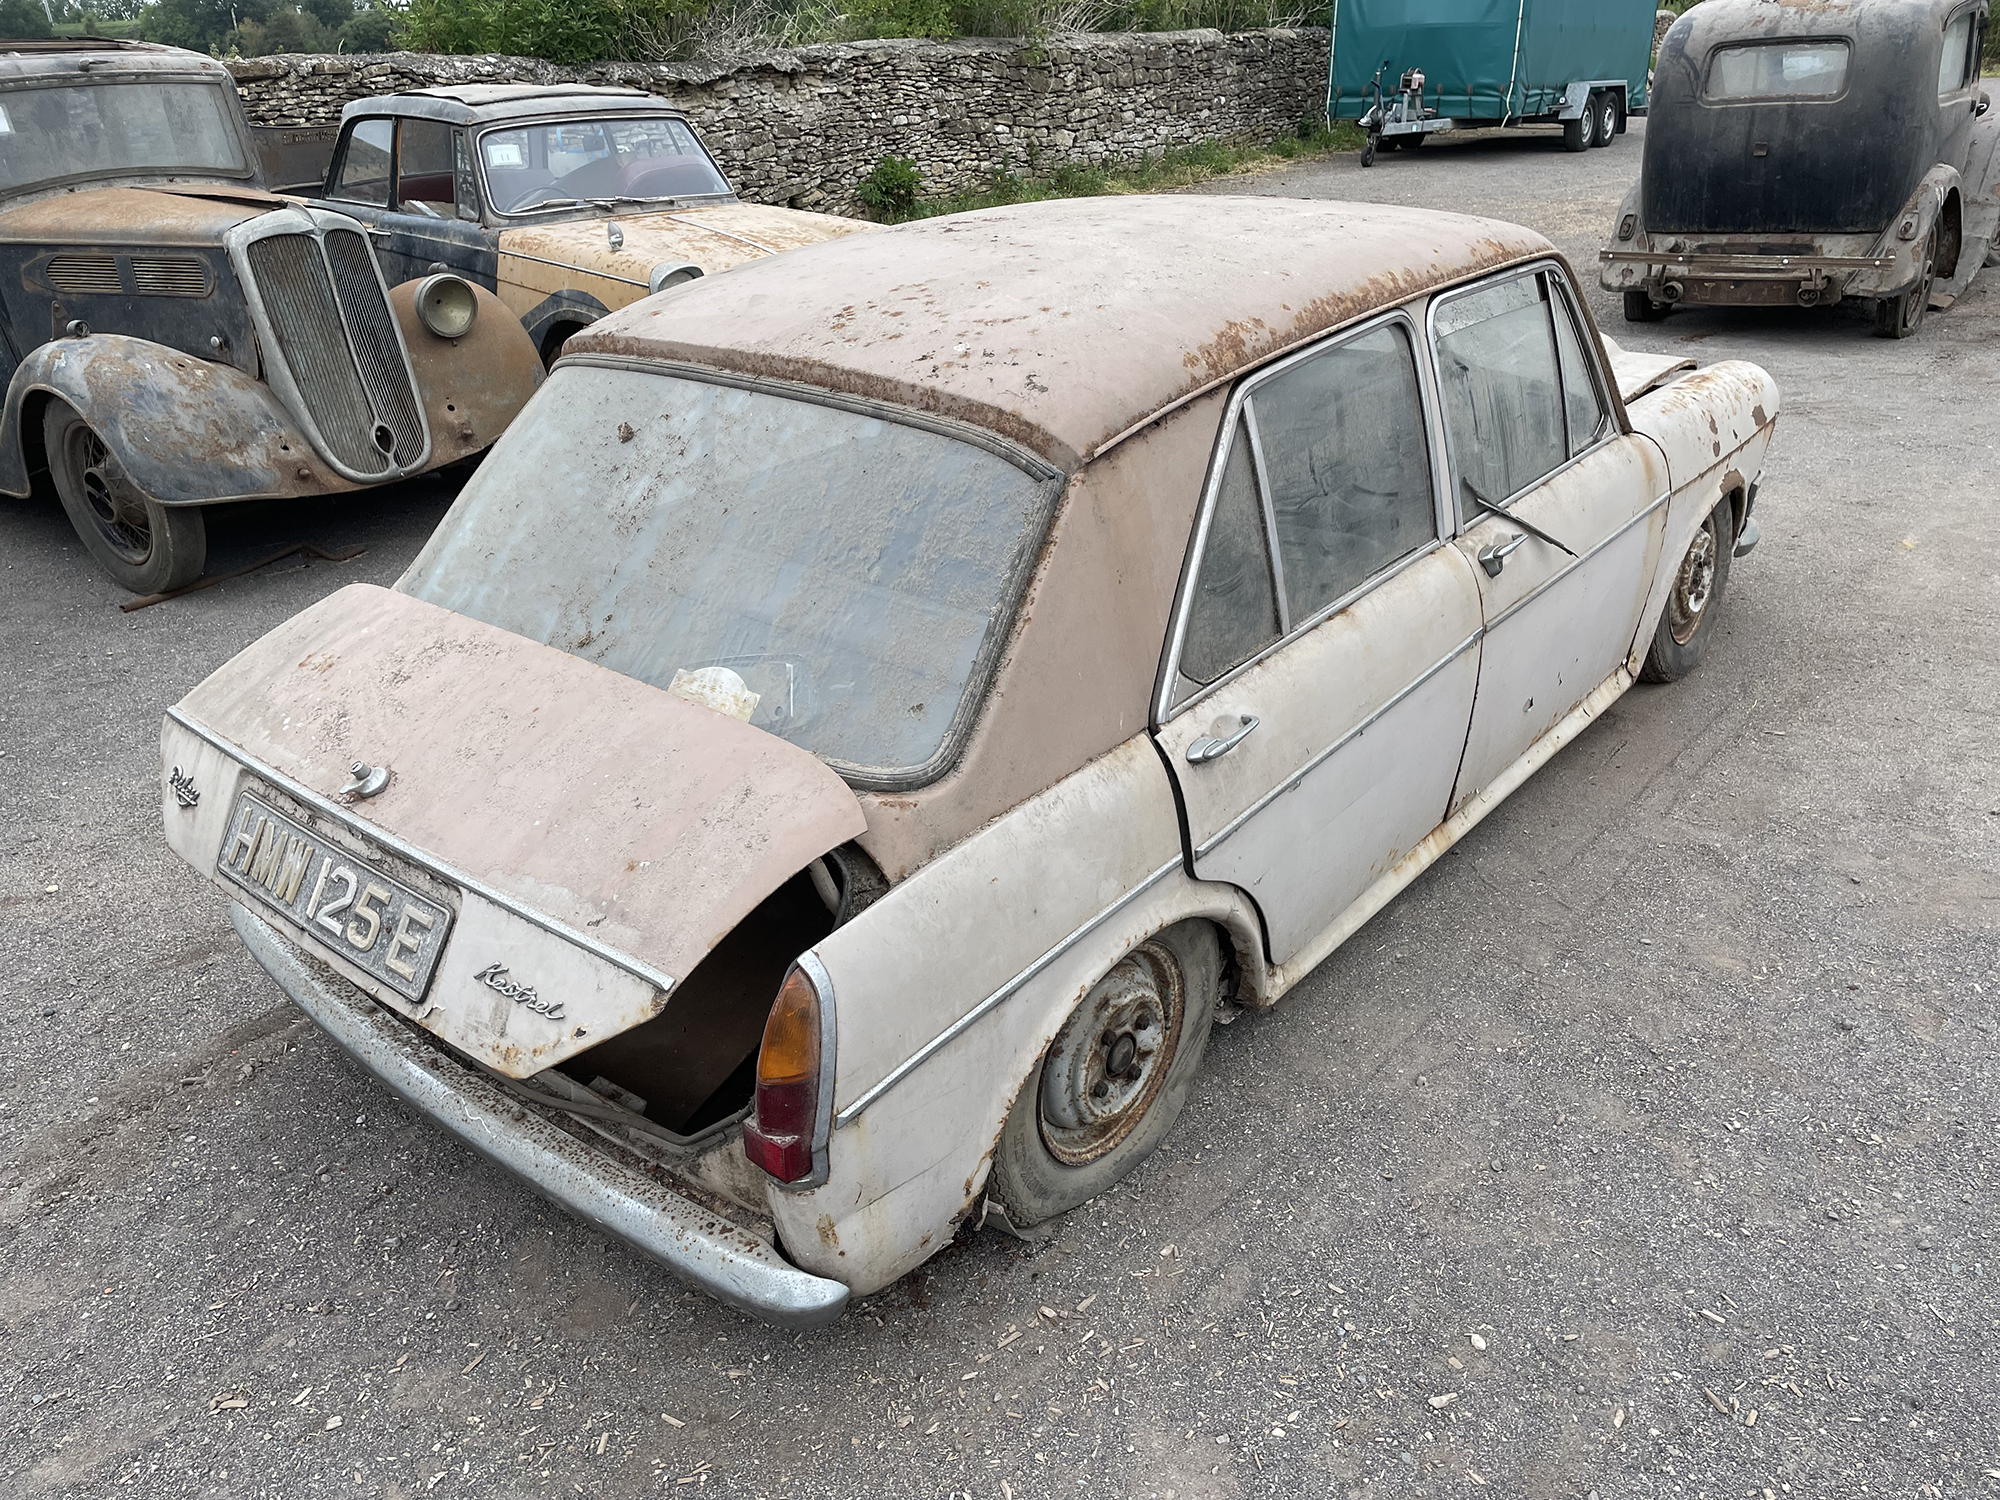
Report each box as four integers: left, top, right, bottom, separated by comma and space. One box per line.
0, 0, 55, 36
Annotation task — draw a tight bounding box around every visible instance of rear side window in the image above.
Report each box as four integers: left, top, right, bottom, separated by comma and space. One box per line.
1939, 12, 1978, 96
1704, 40, 1851, 101
332, 117, 392, 206
1174, 319, 1437, 702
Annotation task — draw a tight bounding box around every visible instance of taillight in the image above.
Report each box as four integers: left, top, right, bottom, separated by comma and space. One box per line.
744, 963, 824, 1183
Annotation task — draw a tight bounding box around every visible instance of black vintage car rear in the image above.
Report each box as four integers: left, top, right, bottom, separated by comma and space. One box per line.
1601, 0, 2000, 338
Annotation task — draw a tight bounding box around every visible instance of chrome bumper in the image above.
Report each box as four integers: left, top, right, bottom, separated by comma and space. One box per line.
231, 903, 849, 1330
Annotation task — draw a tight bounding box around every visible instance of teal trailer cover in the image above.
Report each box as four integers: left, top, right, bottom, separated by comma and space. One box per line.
1329, 0, 1656, 122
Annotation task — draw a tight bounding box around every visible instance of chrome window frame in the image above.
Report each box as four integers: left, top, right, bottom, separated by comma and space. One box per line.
1424, 258, 1620, 539
1154, 306, 1454, 725
471, 113, 738, 222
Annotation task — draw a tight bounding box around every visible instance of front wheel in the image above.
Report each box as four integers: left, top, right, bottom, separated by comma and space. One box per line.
1360, 139, 1376, 167
43, 398, 205, 595
1563, 108, 1593, 152
1640, 502, 1733, 683
989, 921, 1221, 1228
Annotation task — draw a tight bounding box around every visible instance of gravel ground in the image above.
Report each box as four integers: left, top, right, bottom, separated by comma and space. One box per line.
2, 118, 1997, 1499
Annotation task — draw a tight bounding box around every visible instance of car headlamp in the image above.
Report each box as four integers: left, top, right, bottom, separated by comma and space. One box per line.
413, 274, 478, 339
649, 261, 705, 296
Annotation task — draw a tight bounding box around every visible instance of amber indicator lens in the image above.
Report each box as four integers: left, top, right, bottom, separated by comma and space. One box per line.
744, 966, 821, 1181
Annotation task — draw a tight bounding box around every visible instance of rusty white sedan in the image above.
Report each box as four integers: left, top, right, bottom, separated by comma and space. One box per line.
159, 196, 1778, 1328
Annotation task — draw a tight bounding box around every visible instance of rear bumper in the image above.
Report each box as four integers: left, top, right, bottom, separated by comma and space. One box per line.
231, 902, 849, 1330
1599, 247, 1906, 303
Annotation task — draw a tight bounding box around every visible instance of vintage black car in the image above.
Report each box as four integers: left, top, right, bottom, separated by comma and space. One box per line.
0, 40, 543, 594
1601, 0, 2000, 337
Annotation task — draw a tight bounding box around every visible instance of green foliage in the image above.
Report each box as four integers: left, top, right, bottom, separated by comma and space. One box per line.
864, 122, 1361, 223
845, 0, 952, 38
856, 154, 922, 218
0, 0, 54, 35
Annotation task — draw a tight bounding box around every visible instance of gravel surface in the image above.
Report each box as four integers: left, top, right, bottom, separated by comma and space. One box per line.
2, 118, 1996, 1498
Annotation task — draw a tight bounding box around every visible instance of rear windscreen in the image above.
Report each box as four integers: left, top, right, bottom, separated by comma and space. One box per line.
1703, 40, 1850, 102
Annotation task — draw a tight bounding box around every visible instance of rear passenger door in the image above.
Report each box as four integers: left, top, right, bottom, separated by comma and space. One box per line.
1154, 313, 1486, 965
1428, 265, 1671, 810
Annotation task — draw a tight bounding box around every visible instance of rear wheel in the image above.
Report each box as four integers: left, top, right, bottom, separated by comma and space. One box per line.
1640, 502, 1732, 683
43, 398, 205, 595
1873, 228, 1937, 339
1623, 288, 1671, 322
1593, 93, 1619, 147
990, 921, 1221, 1228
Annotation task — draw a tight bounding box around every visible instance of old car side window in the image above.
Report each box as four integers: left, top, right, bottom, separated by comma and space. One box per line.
1179, 418, 1281, 689
1434, 273, 1568, 523
1548, 285, 1609, 458
396, 118, 459, 218
1704, 41, 1851, 102
1939, 12, 1977, 96
1249, 324, 1436, 623
333, 117, 392, 207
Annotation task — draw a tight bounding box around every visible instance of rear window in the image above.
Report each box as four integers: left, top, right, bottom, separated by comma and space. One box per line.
398, 365, 1059, 787
1704, 40, 1851, 101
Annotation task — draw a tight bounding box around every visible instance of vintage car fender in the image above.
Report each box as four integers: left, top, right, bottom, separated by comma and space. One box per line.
770, 734, 1270, 1296
1621, 358, 1781, 672
1893, 163, 1965, 282
389, 279, 544, 465
0, 334, 355, 505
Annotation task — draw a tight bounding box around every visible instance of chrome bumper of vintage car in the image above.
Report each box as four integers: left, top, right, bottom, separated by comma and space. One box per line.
229, 902, 850, 1330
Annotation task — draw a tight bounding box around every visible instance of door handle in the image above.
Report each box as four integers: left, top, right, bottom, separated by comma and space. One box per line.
1478, 532, 1529, 577
1187, 714, 1260, 764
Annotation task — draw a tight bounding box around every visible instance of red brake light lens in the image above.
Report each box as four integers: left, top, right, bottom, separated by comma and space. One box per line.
744, 965, 821, 1182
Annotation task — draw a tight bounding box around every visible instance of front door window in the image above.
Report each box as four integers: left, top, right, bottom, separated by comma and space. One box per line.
331, 117, 392, 207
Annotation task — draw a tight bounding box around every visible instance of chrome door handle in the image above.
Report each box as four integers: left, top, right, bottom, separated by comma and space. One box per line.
1478, 532, 1529, 576
1186, 714, 1260, 764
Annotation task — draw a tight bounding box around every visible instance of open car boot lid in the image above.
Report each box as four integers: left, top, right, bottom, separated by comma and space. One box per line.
168, 583, 865, 1079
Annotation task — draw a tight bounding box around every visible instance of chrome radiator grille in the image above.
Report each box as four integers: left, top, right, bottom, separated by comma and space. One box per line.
244, 228, 426, 479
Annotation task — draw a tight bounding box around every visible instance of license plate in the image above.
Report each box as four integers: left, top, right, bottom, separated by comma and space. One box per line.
217, 790, 454, 1003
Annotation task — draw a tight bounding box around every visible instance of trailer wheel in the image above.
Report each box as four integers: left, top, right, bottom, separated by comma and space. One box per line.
1563, 107, 1593, 152
1361, 139, 1376, 167
1402, 130, 1426, 149
1592, 93, 1618, 147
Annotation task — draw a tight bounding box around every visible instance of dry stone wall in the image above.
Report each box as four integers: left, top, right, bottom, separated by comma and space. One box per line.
226, 30, 1330, 214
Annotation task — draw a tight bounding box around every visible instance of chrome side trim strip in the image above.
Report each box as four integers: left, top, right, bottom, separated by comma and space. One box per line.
233, 903, 845, 1329
497, 247, 648, 289
1480, 490, 1668, 637
832, 856, 1183, 1128
168, 705, 676, 998
1193, 626, 1485, 860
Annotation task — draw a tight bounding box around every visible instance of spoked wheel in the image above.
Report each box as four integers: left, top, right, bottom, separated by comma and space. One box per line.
43, 398, 205, 595
1873, 228, 1937, 339
1641, 502, 1733, 683
990, 921, 1221, 1227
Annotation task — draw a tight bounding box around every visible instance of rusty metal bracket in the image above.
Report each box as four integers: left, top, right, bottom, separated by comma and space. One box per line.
118, 542, 365, 612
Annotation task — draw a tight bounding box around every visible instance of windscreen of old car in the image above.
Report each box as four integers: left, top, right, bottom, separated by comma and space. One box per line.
398, 366, 1059, 785
0, 81, 249, 193
1703, 40, 1850, 102
479, 116, 731, 214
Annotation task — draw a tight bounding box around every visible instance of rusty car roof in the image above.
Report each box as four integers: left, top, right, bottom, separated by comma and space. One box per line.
0, 38, 231, 84
343, 84, 680, 127
565, 195, 1555, 470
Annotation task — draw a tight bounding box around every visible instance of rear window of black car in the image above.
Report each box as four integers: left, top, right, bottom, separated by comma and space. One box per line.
1703, 40, 1851, 102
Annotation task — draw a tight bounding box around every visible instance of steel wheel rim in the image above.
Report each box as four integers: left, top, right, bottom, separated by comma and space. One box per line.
1905, 236, 1937, 334
1038, 941, 1185, 1165
1667, 515, 1719, 645
68, 424, 151, 564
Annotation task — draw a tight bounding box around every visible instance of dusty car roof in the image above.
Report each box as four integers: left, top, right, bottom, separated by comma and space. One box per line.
568, 195, 1554, 470
0, 39, 230, 84
344, 84, 677, 127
